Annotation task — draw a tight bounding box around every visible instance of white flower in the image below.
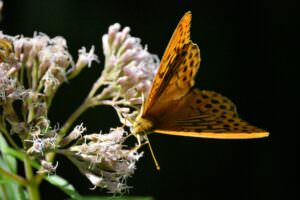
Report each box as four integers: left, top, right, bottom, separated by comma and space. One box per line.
37, 160, 58, 175
25, 128, 58, 156
77, 46, 99, 68
0, 63, 20, 100
41, 65, 66, 95
68, 46, 99, 78
60, 123, 86, 147
30, 32, 52, 57
13, 36, 33, 62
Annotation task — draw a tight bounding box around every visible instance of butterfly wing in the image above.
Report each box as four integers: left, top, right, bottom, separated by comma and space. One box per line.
153, 89, 269, 139
144, 12, 201, 117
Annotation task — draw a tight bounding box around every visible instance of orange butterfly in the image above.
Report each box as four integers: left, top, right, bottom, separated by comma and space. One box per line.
132, 11, 269, 167
0, 38, 13, 62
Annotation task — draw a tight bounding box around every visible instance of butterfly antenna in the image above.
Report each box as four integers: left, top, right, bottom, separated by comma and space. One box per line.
145, 135, 160, 170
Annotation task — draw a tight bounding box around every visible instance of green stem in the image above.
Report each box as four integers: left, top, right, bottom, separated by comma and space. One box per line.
0, 166, 27, 186
27, 99, 35, 123
20, 63, 25, 86
26, 182, 40, 200
0, 126, 19, 149
0, 185, 9, 200
87, 76, 104, 98
58, 99, 92, 137
31, 59, 39, 91
26, 66, 32, 89
24, 156, 40, 200
2, 101, 19, 123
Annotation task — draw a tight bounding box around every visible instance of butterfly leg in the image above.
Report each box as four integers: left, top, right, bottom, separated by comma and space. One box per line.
130, 134, 145, 152
145, 135, 160, 170
130, 134, 160, 170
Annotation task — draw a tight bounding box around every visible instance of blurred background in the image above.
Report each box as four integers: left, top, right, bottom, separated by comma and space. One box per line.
1, 0, 288, 200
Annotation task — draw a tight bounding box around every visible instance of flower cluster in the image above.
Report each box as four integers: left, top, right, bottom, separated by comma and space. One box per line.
83, 23, 159, 127
0, 31, 97, 167
102, 23, 159, 105
54, 23, 159, 192
0, 20, 158, 195
63, 127, 142, 194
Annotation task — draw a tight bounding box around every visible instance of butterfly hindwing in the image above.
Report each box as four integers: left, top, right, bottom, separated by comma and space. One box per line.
154, 89, 269, 139
143, 12, 192, 115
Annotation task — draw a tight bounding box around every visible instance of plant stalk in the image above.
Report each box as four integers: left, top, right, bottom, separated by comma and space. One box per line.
0, 126, 19, 149
24, 156, 40, 200
0, 166, 27, 186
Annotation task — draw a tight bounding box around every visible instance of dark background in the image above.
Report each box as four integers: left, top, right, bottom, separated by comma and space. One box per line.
1, 0, 291, 200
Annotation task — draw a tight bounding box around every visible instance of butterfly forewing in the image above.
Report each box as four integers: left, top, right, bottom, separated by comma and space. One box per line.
143, 11, 192, 115
154, 89, 269, 139
145, 42, 201, 118
160, 42, 200, 101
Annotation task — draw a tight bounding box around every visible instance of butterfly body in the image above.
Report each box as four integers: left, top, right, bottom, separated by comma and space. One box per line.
132, 11, 269, 140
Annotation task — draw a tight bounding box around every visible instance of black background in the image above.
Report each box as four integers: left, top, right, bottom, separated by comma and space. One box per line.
1, 0, 292, 200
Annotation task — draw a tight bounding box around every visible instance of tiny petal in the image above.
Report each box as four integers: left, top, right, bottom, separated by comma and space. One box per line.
38, 160, 58, 174
85, 172, 104, 187
108, 23, 121, 36
126, 88, 138, 99
102, 35, 110, 56
74, 46, 99, 76
117, 76, 128, 85
61, 123, 86, 147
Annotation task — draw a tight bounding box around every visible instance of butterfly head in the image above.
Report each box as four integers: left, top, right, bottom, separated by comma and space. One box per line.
132, 115, 153, 135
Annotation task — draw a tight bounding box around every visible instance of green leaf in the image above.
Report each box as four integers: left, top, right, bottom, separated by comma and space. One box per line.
45, 175, 82, 199
0, 157, 27, 200
44, 174, 153, 200
3, 145, 40, 169
0, 134, 17, 172
0, 135, 28, 200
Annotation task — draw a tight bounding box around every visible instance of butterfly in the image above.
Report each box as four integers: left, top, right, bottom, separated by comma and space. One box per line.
0, 38, 13, 63
132, 11, 269, 153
